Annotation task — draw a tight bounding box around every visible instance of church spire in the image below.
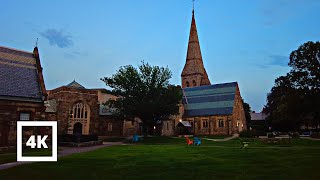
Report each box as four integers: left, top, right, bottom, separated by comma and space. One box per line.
181, 6, 211, 88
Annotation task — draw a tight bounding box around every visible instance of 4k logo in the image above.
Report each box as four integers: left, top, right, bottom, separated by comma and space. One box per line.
17, 121, 57, 162
26, 135, 49, 149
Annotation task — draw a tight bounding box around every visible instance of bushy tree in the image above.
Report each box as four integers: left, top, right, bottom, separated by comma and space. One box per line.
101, 61, 182, 136
264, 41, 320, 131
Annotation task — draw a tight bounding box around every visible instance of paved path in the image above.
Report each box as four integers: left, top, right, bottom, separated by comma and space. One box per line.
203, 134, 239, 142
0, 142, 124, 171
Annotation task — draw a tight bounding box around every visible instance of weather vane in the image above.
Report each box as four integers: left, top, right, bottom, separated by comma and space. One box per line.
192, 0, 195, 10
35, 38, 38, 47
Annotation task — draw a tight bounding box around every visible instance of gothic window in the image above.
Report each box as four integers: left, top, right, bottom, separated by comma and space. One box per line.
107, 123, 113, 132
193, 80, 196, 86
186, 81, 190, 87
218, 119, 224, 128
167, 122, 169, 130
68, 102, 90, 135
70, 103, 89, 120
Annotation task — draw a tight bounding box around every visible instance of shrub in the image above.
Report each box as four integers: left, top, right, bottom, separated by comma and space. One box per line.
288, 132, 300, 138
239, 130, 254, 138
311, 132, 320, 139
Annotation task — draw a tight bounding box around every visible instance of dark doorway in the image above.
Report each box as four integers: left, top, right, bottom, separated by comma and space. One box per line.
73, 122, 82, 135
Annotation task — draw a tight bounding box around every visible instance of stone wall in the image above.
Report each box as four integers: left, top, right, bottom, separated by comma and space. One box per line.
0, 100, 46, 146
162, 120, 175, 136
99, 116, 123, 136
231, 85, 247, 133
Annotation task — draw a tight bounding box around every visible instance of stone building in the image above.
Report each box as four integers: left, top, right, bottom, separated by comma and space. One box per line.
162, 9, 247, 136
0, 46, 47, 146
46, 80, 136, 137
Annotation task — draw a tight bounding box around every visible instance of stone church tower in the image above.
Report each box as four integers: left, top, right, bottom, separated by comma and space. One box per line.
181, 10, 211, 88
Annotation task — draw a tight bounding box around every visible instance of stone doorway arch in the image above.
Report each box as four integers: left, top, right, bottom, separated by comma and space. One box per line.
73, 122, 82, 135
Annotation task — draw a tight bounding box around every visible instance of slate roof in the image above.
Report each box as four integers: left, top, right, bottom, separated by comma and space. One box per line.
0, 46, 43, 102
66, 80, 85, 89
182, 82, 238, 117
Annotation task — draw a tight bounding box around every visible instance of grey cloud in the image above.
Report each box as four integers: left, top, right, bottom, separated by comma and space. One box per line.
267, 55, 288, 67
40, 29, 73, 48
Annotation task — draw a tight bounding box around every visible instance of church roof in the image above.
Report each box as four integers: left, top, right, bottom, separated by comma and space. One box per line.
0, 46, 44, 102
66, 80, 86, 89
182, 82, 238, 117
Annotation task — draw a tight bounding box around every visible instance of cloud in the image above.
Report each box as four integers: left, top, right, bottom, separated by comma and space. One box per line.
267, 55, 288, 67
40, 29, 73, 48
64, 51, 88, 59
259, 0, 320, 27
256, 55, 289, 69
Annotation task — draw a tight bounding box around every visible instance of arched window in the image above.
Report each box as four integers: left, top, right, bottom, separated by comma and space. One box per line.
186, 81, 190, 87
193, 80, 196, 86
107, 122, 113, 132
68, 102, 90, 135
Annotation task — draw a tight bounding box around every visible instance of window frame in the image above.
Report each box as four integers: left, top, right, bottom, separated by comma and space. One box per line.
19, 112, 31, 121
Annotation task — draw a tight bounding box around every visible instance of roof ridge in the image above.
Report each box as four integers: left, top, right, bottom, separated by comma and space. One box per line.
0, 46, 33, 54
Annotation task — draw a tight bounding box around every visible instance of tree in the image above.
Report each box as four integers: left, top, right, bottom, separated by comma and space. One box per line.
242, 100, 251, 129
264, 41, 320, 131
101, 61, 182, 136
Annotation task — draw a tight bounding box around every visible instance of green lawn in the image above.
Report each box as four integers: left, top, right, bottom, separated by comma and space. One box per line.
0, 137, 320, 179
0, 148, 53, 164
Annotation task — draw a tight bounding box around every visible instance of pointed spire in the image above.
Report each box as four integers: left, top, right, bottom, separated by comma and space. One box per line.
181, 4, 211, 87
186, 7, 201, 61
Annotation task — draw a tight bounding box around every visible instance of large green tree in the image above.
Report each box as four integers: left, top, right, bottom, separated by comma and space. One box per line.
101, 61, 182, 136
264, 41, 320, 131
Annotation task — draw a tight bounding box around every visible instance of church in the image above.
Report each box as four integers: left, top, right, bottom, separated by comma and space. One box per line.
162, 9, 247, 136
0, 7, 246, 145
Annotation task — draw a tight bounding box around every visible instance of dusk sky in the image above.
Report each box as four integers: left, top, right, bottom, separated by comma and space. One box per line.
1, 0, 320, 111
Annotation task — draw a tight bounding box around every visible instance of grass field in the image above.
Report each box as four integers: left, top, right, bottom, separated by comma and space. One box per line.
0, 137, 320, 179
0, 148, 52, 165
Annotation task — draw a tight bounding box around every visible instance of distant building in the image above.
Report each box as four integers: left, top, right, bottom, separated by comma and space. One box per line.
249, 111, 268, 131
250, 111, 268, 121
0, 46, 47, 146
162, 9, 247, 136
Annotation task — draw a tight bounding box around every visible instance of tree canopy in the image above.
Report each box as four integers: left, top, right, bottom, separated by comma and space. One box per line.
101, 61, 182, 135
264, 41, 320, 131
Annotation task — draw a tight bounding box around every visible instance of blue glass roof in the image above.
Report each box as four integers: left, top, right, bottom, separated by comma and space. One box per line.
183, 82, 237, 117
